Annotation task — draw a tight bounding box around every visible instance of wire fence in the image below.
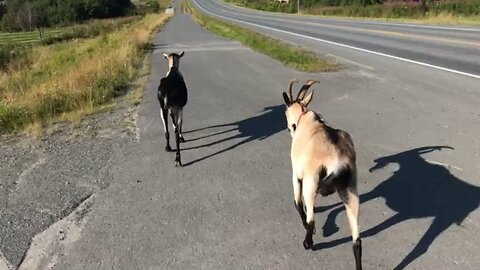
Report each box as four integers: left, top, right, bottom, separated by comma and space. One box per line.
0, 28, 65, 45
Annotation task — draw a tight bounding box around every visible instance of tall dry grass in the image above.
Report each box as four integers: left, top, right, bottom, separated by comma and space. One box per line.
0, 13, 170, 132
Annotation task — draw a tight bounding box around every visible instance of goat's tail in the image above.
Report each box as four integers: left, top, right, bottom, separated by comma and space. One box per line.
318, 173, 336, 197
318, 167, 353, 197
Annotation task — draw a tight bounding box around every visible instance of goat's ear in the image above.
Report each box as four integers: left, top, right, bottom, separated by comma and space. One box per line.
282, 92, 291, 105
300, 90, 314, 107
179, 51, 185, 57
162, 53, 169, 59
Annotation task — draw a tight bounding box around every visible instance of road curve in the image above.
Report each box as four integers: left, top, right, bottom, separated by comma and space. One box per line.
194, 0, 480, 78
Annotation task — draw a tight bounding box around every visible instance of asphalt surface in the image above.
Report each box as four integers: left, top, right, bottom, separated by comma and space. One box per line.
0, 99, 136, 269
194, 0, 480, 78
2, 6, 480, 270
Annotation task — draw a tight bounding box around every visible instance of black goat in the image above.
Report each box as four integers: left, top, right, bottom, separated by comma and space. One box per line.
157, 51, 188, 167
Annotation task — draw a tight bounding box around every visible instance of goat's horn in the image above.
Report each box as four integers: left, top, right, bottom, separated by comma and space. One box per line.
287, 79, 298, 100
297, 80, 319, 100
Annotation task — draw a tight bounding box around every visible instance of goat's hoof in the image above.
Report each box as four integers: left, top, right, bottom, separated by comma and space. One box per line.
303, 238, 313, 250
165, 145, 172, 152
303, 224, 316, 235
175, 158, 182, 167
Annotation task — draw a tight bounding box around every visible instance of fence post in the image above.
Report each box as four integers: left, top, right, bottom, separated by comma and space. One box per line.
38, 27, 45, 42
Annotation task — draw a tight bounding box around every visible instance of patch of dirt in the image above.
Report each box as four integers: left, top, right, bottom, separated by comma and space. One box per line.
19, 195, 94, 270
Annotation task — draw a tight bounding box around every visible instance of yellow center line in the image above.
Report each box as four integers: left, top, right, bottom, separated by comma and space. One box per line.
229, 9, 480, 48
304, 21, 480, 47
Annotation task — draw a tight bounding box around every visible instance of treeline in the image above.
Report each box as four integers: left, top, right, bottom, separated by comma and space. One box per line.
225, 0, 298, 13
300, 0, 383, 7
0, 0, 134, 31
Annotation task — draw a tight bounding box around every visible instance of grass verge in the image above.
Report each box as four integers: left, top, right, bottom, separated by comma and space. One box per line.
0, 13, 171, 133
184, 0, 338, 73
223, 0, 480, 26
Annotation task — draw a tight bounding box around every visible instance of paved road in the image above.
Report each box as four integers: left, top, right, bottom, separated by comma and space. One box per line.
194, 0, 480, 78
3, 6, 480, 270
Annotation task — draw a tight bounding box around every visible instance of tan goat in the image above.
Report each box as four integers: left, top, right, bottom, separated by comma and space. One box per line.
282, 79, 362, 270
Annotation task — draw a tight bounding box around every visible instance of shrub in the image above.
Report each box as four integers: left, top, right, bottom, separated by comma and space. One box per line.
0, 44, 32, 70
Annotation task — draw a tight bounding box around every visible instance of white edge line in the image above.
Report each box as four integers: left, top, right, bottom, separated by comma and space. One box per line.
213, 0, 480, 40
193, 0, 480, 79
213, 0, 480, 32
339, 20, 480, 33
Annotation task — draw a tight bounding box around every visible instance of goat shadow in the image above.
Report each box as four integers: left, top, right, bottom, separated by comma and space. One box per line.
181, 105, 286, 166
314, 146, 480, 269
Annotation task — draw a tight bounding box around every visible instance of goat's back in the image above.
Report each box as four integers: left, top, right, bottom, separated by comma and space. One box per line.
291, 113, 356, 179
157, 69, 188, 108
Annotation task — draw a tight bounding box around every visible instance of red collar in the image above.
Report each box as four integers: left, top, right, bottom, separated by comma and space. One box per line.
296, 111, 307, 127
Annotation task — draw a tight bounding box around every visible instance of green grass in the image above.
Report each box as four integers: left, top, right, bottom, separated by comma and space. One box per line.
184, 1, 338, 73
0, 13, 171, 133
0, 44, 32, 71
224, 0, 297, 13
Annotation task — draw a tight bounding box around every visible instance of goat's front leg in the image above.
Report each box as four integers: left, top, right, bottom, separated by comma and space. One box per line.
160, 107, 171, 152
292, 175, 307, 229
302, 177, 318, 249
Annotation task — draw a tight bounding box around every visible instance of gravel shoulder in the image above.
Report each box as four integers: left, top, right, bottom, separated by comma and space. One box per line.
0, 72, 142, 268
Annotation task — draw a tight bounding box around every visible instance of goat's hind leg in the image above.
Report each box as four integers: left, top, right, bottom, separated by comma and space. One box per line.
170, 110, 182, 167
160, 105, 171, 152
339, 185, 362, 270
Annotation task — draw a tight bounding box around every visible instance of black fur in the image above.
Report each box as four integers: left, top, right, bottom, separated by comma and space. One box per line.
353, 238, 363, 270
158, 68, 188, 107
158, 66, 188, 167
324, 126, 339, 145
294, 200, 308, 229
303, 221, 315, 249
317, 167, 353, 197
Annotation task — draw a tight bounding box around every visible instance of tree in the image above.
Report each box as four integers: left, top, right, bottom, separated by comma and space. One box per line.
1, 0, 134, 31
420, 0, 429, 14
148, 0, 161, 13
1, 0, 39, 31
0, 1, 6, 19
